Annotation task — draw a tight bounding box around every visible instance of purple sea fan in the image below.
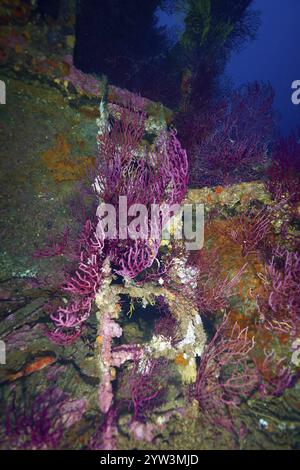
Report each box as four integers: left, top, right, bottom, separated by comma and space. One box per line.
159, 129, 189, 205
192, 315, 258, 426
46, 325, 83, 345
48, 220, 105, 342
135, 248, 175, 285
188, 82, 275, 187
50, 297, 92, 329
96, 102, 188, 279
154, 298, 179, 345
96, 106, 188, 208
110, 238, 161, 279
268, 250, 300, 315
254, 351, 294, 397
63, 252, 102, 296
190, 249, 246, 314
1, 388, 86, 450
266, 131, 300, 204
44, 96, 189, 342
261, 248, 300, 335
228, 206, 274, 257
125, 356, 169, 422
95, 105, 147, 205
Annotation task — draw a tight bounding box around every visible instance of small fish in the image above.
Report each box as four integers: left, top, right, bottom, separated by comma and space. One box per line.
6, 355, 56, 382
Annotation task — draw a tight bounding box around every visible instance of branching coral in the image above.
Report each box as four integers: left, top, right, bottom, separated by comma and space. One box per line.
42, 97, 189, 342
266, 131, 300, 204
126, 356, 169, 422
228, 206, 274, 257
109, 238, 161, 279
1, 388, 86, 450
187, 82, 275, 187
259, 248, 300, 336
46, 219, 105, 342
95, 103, 188, 279
189, 249, 246, 314
192, 315, 257, 427
254, 351, 294, 397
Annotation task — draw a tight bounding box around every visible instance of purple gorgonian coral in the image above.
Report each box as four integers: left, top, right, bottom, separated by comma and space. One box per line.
266, 131, 300, 204
191, 315, 257, 429
1, 388, 86, 450
95, 103, 188, 279
259, 247, 300, 336
38, 97, 188, 342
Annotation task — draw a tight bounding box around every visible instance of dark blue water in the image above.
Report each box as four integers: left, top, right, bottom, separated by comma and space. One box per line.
225, 0, 300, 135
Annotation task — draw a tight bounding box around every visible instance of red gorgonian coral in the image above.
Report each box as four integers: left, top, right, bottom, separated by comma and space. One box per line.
228, 206, 274, 257
259, 247, 300, 336
37, 97, 188, 342
95, 103, 188, 279
266, 131, 300, 204
189, 249, 246, 315
1, 388, 86, 450
192, 315, 257, 427
187, 82, 275, 187
125, 356, 168, 422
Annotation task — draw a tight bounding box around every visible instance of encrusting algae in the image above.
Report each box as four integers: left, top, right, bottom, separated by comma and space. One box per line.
41, 133, 95, 182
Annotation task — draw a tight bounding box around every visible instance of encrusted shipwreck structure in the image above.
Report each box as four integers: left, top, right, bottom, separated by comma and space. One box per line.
94, 259, 206, 448
1, 1, 300, 452
44, 95, 206, 448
